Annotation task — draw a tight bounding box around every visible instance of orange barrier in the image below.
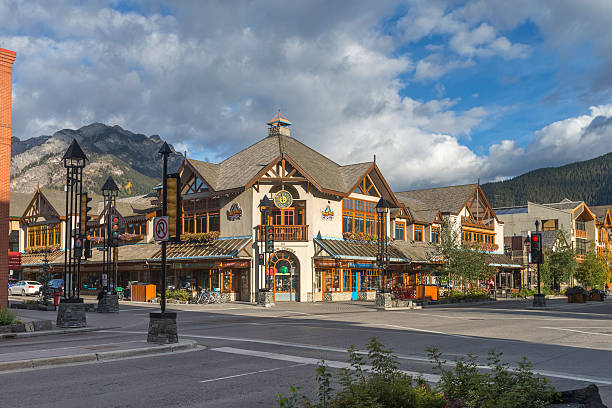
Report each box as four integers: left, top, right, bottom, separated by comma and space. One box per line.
131, 284, 156, 302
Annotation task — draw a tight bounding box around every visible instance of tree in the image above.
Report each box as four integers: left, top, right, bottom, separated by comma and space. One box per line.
430, 218, 493, 292
574, 246, 608, 289
38, 257, 54, 305
540, 229, 576, 291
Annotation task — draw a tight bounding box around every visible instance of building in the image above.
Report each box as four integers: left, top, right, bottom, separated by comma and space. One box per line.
1, 47, 16, 307
496, 199, 598, 288
12, 114, 519, 302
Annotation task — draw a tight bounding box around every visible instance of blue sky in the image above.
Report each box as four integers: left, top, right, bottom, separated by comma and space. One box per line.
2, 0, 612, 190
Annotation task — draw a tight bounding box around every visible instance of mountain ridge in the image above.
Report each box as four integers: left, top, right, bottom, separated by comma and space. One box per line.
10, 123, 184, 196
482, 151, 612, 208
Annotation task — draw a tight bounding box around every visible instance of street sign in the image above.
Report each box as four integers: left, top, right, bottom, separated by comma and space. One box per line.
153, 216, 169, 242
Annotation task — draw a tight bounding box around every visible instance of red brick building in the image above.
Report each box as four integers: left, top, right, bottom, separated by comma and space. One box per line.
0, 48, 16, 308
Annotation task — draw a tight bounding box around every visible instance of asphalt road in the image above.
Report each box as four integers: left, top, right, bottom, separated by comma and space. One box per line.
1, 298, 611, 407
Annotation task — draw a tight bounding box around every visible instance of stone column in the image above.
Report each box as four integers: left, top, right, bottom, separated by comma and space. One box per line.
375, 291, 392, 310
256, 290, 275, 307
147, 312, 178, 343
0, 48, 16, 309
97, 293, 119, 313
56, 299, 87, 328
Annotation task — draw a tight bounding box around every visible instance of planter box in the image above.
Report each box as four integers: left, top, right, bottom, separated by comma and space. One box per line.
568, 294, 586, 303
588, 293, 604, 301
9, 302, 55, 311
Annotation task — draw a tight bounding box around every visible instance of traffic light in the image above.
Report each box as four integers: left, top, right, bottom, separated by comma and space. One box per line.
258, 253, 265, 266
265, 225, 275, 253
110, 213, 120, 247
167, 174, 182, 242
79, 193, 92, 236
376, 253, 383, 267
84, 239, 92, 259
74, 238, 83, 259
531, 233, 543, 264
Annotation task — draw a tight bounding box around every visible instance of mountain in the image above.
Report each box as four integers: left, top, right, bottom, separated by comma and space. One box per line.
482, 152, 612, 208
11, 123, 184, 196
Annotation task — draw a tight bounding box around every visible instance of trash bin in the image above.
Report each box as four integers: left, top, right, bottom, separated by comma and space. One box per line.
53, 292, 60, 307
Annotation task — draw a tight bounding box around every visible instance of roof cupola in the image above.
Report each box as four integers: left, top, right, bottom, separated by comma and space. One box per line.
267, 111, 292, 137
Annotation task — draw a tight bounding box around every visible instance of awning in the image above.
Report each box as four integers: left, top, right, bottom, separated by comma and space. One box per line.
148, 237, 252, 261
314, 238, 411, 263
486, 253, 522, 269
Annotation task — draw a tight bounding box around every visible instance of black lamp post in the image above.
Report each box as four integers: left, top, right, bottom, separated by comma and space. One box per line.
523, 235, 531, 289
102, 176, 119, 294
535, 219, 541, 295
61, 139, 87, 301
375, 197, 390, 292
259, 195, 272, 290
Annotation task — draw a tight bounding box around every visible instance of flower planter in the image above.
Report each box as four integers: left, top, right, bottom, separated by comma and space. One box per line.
588, 293, 603, 302
568, 294, 585, 303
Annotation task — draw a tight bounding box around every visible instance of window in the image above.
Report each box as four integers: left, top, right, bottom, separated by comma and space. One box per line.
395, 222, 405, 240
462, 230, 494, 246
414, 225, 424, 242
27, 224, 61, 248
342, 198, 378, 235
576, 238, 587, 255
182, 197, 220, 234
431, 226, 440, 244
575, 221, 586, 231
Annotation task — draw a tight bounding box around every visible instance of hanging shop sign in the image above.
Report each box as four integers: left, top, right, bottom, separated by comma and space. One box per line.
226, 202, 243, 221
349, 262, 374, 268
314, 259, 337, 268
273, 190, 293, 209
321, 204, 334, 220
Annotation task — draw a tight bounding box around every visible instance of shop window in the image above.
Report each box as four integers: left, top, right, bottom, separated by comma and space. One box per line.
324, 269, 341, 292
414, 225, 424, 242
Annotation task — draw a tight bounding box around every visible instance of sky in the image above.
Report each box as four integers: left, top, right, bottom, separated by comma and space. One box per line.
2, 0, 612, 191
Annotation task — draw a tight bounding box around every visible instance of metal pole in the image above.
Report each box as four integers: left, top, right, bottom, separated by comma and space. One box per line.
77, 166, 83, 299
68, 168, 74, 298
161, 151, 168, 314
536, 221, 541, 296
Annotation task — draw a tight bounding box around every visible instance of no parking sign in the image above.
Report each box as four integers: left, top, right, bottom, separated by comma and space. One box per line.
153, 216, 169, 242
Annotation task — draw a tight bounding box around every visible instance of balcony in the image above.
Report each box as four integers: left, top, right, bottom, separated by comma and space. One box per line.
258, 225, 308, 242
574, 229, 587, 238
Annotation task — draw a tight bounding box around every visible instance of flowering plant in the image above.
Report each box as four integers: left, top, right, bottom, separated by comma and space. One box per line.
183, 231, 220, 243
343, 232, 379, 242
26, 245, 58, 254
119, 233, 143, 242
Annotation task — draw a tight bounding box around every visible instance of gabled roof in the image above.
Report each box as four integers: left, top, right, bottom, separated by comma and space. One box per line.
395, 184, 477, 213
412, 209, 442, 224
543, 199, 583, 211
590, 205, 612, 224
39, 188, 68, 217
10, 192, 34, 218
185, 134, 398, 203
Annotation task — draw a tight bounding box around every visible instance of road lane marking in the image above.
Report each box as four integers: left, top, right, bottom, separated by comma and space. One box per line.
371, 323, 474, 338
210, 347, 442, 382
199, 363, 308, 383
540, 327, 612, 337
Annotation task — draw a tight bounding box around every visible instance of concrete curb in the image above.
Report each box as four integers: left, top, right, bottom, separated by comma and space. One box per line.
0, 326, 116, 340
0, 340, 198, 372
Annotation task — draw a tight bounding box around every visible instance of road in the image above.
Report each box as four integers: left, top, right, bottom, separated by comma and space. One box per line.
1, 298, 611, 407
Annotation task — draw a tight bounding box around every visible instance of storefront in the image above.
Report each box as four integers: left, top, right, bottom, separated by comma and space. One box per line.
267, 251, 299, 301
314, 259, 380, 301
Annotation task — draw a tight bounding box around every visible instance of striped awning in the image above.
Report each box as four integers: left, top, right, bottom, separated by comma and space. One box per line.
148, 237, 251, 261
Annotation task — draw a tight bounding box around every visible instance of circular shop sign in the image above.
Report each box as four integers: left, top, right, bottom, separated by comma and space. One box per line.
274, 190, 293, 209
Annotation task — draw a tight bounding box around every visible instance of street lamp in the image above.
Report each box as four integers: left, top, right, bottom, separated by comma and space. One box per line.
57, 139, 88, 329
534, 219, 541, 295
375, 197, 390, 292
61, 139, 87, 301
102, 176, 119, 295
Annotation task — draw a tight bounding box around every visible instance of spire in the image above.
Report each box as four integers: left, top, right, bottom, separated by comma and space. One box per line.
267, 110, 292, 137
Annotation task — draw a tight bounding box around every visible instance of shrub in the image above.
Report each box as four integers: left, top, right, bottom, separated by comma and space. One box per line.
0, 307, 16, 326
565, 286, 587, 296
165, 289, 191, 301
279, 338, 558, 408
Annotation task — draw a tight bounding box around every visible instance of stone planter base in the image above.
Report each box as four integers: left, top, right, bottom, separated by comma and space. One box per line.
256, 291, 275, 307
147, 312, 178, 344
532, 293, 547, 307
56, 300, 87, 328
568, 294, 585, 303
97, 294, 119, 313
10, 302, 55, 311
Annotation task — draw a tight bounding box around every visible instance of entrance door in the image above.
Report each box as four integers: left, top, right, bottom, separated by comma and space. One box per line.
268, 251, 299, 301
343, 270, 358, 300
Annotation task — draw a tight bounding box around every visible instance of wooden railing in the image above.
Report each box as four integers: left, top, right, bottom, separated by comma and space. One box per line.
574, 229, 587, 238
258, 225, 308, 242
461, 217, 494, 230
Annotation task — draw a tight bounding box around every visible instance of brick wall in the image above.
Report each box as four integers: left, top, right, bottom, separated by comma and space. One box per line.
0, 48, 16, 308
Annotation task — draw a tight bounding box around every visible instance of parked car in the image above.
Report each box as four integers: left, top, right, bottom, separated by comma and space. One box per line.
48, 279, 65, 294
8, 281, 42, 296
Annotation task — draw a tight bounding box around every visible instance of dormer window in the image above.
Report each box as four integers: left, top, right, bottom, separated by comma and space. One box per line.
414, 225, 424, 242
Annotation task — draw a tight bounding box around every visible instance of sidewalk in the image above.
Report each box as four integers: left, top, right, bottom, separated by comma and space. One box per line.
0, 338, 198, 371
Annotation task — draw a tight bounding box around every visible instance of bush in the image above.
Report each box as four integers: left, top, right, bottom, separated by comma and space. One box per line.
165, 289, 191, 301
0, 307, 16, 326
565, 286, 587, 296
279, 338, 557, 408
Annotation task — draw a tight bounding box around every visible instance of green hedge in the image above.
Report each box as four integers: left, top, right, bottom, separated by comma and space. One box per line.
165, 289, 192, 301
0, 307, 16, 326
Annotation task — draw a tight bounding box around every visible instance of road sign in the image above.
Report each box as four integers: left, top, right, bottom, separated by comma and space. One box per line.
153, 216, 169, 242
